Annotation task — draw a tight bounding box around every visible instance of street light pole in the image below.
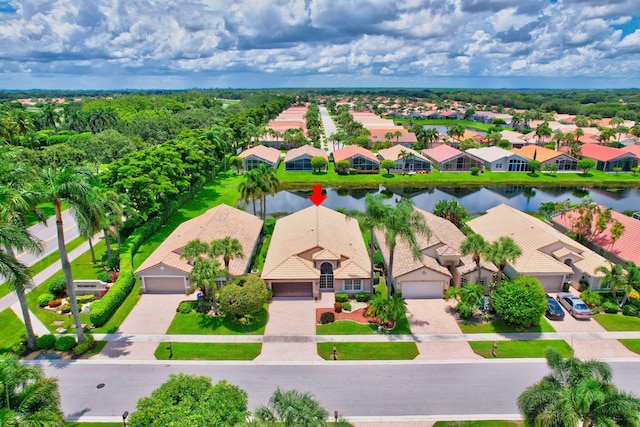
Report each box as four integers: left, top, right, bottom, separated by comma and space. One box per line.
122, 411, 129, 427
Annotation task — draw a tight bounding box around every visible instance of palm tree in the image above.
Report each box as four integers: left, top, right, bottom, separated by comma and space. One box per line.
254, 388, 329, 427
625, 261, 640, 292
461, 234, 488, 285
382, 199, 431, 298
362, 194, 388, 294
393, 130, 403, 145
180, 239, 224, 315
535, 122, 552, 144
38, 166, 99, 343
486, 236, 522, 282
254, 163, 279, 219
595, 261, 632, 307
518, 349, 640, 427
238, 172, 262, 217
574, 127, 584, 142
210, 236, 244, 282
0, 354, 64, 426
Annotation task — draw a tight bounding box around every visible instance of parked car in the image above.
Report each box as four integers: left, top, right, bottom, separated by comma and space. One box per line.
545, 294, 565, 320
556, 292, 592, 319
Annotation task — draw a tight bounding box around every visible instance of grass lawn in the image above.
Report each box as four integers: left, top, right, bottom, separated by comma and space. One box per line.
91, 282, 142, 334
594, 313, 640, 331
90, 340, 107, 357
154, 342, 262, 360
458, 317, 555, 334
0, 309, 25, 353
393, 118, 496, 132
166, 304, 268, 335
24, 202, 56, 227
469, 340, 573, 358
316, 310, 411, 335
317, 342, 418, 360
433, 421, 522, 427
619, 339, 640, 355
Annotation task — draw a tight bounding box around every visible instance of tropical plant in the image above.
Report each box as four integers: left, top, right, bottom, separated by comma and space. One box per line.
210, 236, 244, 282
253, 163, 279, 219
445, 283, 485, 319
310, 156, 328, 173
180, 239, 225, 314
577, 158, 596, 175
491, 276, 546, 328
595, 261, 633, 307
461, 234, 489, 285
218, 275, 268, 319
238, 172, 262, 216
433, 199, 468, 229
486, 236, 522, 282
380, 159, 396, 174
253, 388, 329, 427
361, 194, 389, 295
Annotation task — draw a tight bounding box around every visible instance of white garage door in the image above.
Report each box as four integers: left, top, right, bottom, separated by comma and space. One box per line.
143, 276, 185, 293
537, 275, 564, 292
401, 282, 444, 299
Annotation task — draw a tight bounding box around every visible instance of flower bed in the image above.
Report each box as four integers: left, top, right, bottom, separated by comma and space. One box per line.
316, 307, 370, 324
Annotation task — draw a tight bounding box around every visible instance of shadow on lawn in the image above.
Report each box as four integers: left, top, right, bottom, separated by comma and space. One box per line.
196, 308, 267, 334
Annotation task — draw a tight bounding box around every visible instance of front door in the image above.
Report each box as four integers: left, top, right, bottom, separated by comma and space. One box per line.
408, 162, 415, 172
319, 262, 334, 290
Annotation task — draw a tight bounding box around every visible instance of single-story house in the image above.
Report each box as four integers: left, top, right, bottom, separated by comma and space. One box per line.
284, 145, 328, 172
261, 205, 371, 298
374, 207, 497, 298
621, 144, 640, 158
239, 145, 282, 171
333, 146, 380, 172
512, 145, 578, 171
552, 207, 640, 267
499, 130, 529, 148
466, 146, 529, 172
467, 204, 608, 292
376, 145, 432, 173
580, 144, 638, 172
422, 145, 484, 172
135, 204, 263, 293
368, 128, 418, 147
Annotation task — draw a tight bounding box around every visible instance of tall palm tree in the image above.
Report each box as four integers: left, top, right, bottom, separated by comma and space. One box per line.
382, 200, 431, 298
38, 166, 99, 343
518, 349, 640, 427
180, 239, 225, 315
254, 164, 279, 219
595, 261, 632, 307
362, 194, 388, 294
210, 236, 244, 282
486, 236, 522, 282
0, 354, 64, 426
238, 173, 262, 216
461, 233, 488, 285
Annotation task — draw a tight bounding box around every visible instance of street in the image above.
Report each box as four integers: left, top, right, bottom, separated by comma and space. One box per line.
16, 209, 80, 267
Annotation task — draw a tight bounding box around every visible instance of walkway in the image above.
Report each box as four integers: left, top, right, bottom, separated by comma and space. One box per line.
319, 105, 338, 153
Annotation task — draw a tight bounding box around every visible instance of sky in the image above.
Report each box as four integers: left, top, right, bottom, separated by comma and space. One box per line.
1, 0, 640, 90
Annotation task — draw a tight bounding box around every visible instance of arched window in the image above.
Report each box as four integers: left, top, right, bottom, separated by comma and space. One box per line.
319, 262, 334, 290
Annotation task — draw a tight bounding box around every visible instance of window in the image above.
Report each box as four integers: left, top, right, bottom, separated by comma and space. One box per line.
343, 279, 363, 291
495, 162, 503, 169
319, 262, 334, 289
461, 277, 468, 286
285, 158, 312, 171
214, 278, 226, 290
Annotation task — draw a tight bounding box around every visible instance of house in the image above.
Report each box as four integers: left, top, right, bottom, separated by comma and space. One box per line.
467, 204, 608, 292
621, 144, 640, 159
499, 130, 529, 148
239, 145, 282, 171
261, 205, 371, 298
135, 204, 263, 293
552, 207, 640, 267
374, 207, 497, 298
368, 128, 418, 147
511, 145, 578, 171
333, 146, 380, 172
580, 144, 638, 172
422, 145, 484, 172
284, 145, 328, 172
466, 146, 529, 172
376, 145, 431, 173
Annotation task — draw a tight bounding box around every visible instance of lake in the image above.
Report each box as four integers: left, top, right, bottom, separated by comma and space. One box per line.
240, 185, 640, 218
423, 125, 487, 137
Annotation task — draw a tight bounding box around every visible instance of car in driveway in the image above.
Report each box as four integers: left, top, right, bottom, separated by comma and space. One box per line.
545, 294, 565, 320
556, 292, 592, 319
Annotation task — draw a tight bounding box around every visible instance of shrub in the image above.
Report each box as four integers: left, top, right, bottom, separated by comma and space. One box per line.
97, 272, 112, 283
110, 271, 119, 283
58, 304, 71, 314
76, 294, 95, 304
177, 300, 198, 314
373, 252, 384, 269
456, 301, 473, 319
218, 275, 269, 318
356, 292, 371, 302
628, 297, 640, 310
491, 276, 546, 328
562, 282, 571, 292
11, 340, 27, 356
580, 290, 602, 307
334, 293, 349, 303
374, 271, 380, 285
342, 301, 352, 311
348, 168, 358, 175
38, 293, 55, 308
48, 276, 67, 296
36, 334, 57, 350
334, 302, 343, 313
55, 335, 76, 352
74, 334, 95, 357
48, 299, 62, 308
320, 312, 335, 324
602, 301, 619, 314
622, 305, 638, 317
394, 290, 403, 298
470, 166, 480, 176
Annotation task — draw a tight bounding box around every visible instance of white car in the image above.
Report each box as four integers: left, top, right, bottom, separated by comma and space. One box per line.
556, 292, 592, 319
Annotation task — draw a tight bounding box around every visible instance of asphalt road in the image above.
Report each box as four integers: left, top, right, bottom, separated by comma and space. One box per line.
16, 209, 80, 267
37, 360, 640, 420
319, 105, 338, 153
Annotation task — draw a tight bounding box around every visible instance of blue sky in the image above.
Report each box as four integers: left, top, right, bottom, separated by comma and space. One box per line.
1, 0, 639, 90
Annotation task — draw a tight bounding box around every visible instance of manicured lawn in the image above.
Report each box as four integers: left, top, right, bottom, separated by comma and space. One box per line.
154, 342, 262, 360
469, 340, 573, 358
619, 339, 640, 355
90, 340, 107, 357
317, 342, 419, 360
458, 317, 555, 334
166, 305, 268, 335
91, 282, 142, 334
317, 320, 378, 335
24, 202, 56, 227
433, 421, 522, 427
594, 313, 640, 331
0, 309, 25, 353
393, 118, 496, 132
0, 283, 11, 298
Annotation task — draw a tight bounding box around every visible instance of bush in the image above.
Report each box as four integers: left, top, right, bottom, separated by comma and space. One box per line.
48, 299, 62, 308
603, 301, 619, 314
470, 166, 480, 176
58, 304, 71, 314
97, 272, 112, 283
334, 293, 349, 303
110, 271, 119, 283
55, 335, 77, 351
334, 302, 343, 313
356, 292, 371, 302
343, 301, 352, 311
320, 312, 335, 324
580, 290, 603, 307
38, 293, 55, 307
622, 304, 638, 317
11, 340, 27, 356
456, 301, 473, 319
373, 253, 384, 268
36, 334, 57, 350
177, 300, 198, 314
48, 276, 67, 296
374, 271, 380, 285
628, 297, 640, 310
219, 275, 269, 318
562, 282, 571, 292
491, 276, 546, 328
394, 290, 403, 298
74, 334, 95, 357
348, 168, 358, 175
76, 294, 95, 304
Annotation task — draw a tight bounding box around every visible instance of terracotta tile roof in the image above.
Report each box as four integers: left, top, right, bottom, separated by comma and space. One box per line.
135, 204, 263, 277
580, 143, 636, 162
333, 146, 379, 163
334, 260, 370, 279
263, 256, 318, 280
422, 145, 464, 162
239, 145, 282, 165
284, 145, 327, 162
377, 145, 430, 162
512, 145, 576, 162
621, 145, 640, 157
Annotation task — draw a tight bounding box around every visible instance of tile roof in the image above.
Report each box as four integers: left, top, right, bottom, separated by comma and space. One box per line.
466, 146, 521, 163
239, 145, 282, 164
135, 204, 263, 277
377, 145, 430, 162
283, 145, 328, 162
333, 146, 379, 163
580, 143, 636, 162
512, 145, 576, 162
621, 145, 640, 157
422, 144, 464, 163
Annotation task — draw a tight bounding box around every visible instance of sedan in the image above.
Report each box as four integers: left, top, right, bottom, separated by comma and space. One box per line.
545, 294, 565, 320
556, 292, 593, 319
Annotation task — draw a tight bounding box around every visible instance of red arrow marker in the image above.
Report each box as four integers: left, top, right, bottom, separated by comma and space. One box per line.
308, 185, 327, 206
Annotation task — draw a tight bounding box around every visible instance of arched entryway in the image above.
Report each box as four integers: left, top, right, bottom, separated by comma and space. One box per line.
319, 262, 334, 290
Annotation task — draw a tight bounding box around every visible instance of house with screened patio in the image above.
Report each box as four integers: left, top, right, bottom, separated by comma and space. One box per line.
284, 145, 328, 172
239, 145, 282, 171
332, 146, 380, 172
422, 145, 483, 172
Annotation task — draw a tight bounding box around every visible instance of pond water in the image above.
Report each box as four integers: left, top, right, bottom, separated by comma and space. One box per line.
240, 185, 640, 218
423, 125, 487, 137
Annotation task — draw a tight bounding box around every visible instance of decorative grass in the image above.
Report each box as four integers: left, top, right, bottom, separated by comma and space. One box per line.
433, 421, 522, 427
166, 305, 268, 335
154, 342, 261, 360
317, 342, 418, 360
0, 309, 25, 353
594, 314, 640, 331
458, 317, 555, 334
469, 340, 573, 358
619, 339, 640, 355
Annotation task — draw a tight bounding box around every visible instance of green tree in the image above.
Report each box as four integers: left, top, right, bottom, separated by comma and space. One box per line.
253, 163, 279, 219
446, 123, 465, 142
461, 233, 489, 284
180, 239, 225, 314
128, 374, 248, 427
527, 159, 541, 175
445, 283, 485, 318
577, 158, 596, 174
238, 172, 262, 216
218, 275, 268, 318
595, 261, 632, 308
335, 159, 351, 175
491, 276, 546, 328
211, 236, 244, 283
380, 159, 396, 174
433, 199, 468, 229
518, 349, 640, 427
0, 354, 64, 426
486, 236, 522, 282
230, 155, 244, 174
310, 156, 328, 173
362, 194, 388, 296
254, 388, 329, 427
